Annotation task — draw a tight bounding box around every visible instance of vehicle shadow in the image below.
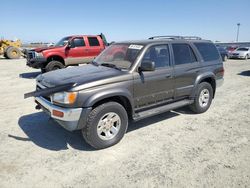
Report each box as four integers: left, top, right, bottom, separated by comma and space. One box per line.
238, 70, 250, 77
19, 71, 41, 79
15, 109, 185, 151
15, 112, 93, 151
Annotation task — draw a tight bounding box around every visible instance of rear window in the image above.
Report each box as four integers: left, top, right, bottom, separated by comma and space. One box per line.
172, 43, 197, 65
194, 43, 220, 61
88, 37, 100, 46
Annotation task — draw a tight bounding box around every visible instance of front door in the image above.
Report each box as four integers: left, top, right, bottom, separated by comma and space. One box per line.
65, 37, 88, 65
133, 44, 174, 110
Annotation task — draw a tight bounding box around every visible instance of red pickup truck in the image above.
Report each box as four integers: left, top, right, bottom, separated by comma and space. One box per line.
26, 34, 107, 72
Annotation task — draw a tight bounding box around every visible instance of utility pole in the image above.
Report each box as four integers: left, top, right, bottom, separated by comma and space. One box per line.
236, 23, 240, 42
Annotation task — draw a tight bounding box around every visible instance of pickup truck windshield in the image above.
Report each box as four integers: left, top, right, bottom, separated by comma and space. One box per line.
55, 37, 71, 47
94, 44, 144, 70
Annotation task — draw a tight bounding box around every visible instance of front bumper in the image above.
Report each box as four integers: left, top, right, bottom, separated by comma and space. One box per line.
35, 96, 91, 131
27, 57, 47, 69
228, 55, 245, 59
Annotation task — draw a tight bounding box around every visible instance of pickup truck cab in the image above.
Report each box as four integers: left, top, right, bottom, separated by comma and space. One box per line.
26, 36, 224, 149
26, 34, 107, 72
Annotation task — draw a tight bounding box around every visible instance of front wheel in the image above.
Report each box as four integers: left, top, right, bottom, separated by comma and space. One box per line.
245, 54, 249, 60
82, 102, 128, 149
45, 60, 64, 72
189, 82, 213, 114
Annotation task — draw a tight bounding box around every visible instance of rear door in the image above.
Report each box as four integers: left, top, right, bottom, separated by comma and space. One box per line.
87, 36, 104, 60
171, 42, 200, 99
65, 37, 88, 65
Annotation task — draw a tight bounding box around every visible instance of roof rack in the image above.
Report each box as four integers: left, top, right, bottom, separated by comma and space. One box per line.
148, 35, 202, 40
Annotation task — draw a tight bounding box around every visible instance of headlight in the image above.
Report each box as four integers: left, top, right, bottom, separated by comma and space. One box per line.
35, 52, 44, 57
51, 92, 78, 104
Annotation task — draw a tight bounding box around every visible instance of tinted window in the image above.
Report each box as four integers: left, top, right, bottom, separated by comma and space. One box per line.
194, 43, 220, 61
142, 45, 170, 68
88, 37, 100, 46
73, 38, 85, 47
172, 43, 197, 65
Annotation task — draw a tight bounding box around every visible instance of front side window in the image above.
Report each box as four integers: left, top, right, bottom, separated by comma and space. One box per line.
142, 45, 170, 68
172, 43, 197, 65
88, 37, 100, 46
55, 36, 71, 47
94, 44, 144, 70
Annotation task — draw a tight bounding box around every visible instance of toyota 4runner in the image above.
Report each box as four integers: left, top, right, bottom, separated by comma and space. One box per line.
25, 36, 224, 149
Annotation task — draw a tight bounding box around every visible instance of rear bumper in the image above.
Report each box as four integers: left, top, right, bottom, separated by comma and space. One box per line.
35, 97, 91, 131
27, 57, 47, 69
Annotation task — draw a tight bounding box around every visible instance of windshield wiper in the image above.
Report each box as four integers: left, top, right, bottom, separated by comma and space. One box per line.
100, 63, 121, 70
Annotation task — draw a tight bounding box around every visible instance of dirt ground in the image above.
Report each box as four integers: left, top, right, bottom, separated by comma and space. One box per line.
0, 57, 249, 188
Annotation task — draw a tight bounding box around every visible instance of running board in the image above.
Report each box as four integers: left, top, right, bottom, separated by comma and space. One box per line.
133, 99, 193, 121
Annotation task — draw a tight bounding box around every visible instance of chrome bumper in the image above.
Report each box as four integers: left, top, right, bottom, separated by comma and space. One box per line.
35, 97, 82, 131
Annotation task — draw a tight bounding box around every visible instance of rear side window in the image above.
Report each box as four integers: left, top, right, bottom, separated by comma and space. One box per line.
72, 38, 85, 47
88, 37, 100, 46
172, 43, 197, 65
194, 43, 220, 61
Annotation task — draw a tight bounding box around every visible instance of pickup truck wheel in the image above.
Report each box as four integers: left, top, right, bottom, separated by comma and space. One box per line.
189, 82, 213, 114
45, 61, 64, 72
82, 102, 128, 149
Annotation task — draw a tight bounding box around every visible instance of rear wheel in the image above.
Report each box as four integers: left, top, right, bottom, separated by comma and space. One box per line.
82, 102, 128, 149
189, 82, 213, 114
6, 47, 21, 59
45, 60, 64, 72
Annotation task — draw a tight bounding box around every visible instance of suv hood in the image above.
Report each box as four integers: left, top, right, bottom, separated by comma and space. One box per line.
37, 64, 128, 89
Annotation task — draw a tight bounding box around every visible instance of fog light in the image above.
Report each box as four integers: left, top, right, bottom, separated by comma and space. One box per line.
52, 110, 64, 117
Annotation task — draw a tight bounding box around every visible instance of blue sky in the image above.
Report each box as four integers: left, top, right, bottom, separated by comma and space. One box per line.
1, 0, 249, 43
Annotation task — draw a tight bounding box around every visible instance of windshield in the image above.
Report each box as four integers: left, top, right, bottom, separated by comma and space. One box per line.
236, 48, 249, 51
94, 44, 144, 70
55, 36, 71, 47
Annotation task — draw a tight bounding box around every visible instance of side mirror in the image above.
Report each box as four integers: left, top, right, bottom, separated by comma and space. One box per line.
139, 60, 155, 71
67, 41, 74, 49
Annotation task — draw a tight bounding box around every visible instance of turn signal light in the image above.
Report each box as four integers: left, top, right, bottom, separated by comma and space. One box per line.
52, 110, 64, 117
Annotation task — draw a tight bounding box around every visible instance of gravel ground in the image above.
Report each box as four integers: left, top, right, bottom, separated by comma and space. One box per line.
0, 57, 250, 188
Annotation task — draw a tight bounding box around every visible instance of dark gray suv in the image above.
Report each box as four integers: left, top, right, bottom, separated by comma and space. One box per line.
26, 36, 224, 149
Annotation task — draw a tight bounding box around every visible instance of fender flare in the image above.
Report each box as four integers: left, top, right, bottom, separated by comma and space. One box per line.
190, 72, 216, 98
83, 88, 134, 110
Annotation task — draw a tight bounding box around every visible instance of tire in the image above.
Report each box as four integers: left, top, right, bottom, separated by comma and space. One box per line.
82, 102, 128, 149
245, 54, 249, 60
189, 82, 213, 114
4, 46, 12, 59
6, 47, 21, 59
45, 60, 64, 72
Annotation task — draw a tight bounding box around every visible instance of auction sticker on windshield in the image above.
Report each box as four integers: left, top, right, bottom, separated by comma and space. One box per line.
128, 44, 143, 50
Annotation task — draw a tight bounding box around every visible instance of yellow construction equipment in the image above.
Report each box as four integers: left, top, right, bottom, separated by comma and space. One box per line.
0, 39, 22, 59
